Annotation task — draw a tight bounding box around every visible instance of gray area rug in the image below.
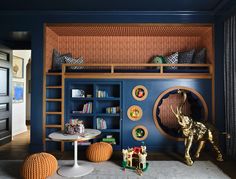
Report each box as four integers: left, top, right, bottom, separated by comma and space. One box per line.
0, 160, 230, 179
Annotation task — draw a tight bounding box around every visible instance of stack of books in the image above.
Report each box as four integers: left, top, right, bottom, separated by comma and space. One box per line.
102, 135, 116, 145
96, 117, 107, 129
97, 90, 108, 98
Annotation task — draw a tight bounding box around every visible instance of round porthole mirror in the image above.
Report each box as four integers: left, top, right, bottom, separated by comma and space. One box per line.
132, 85, 148, 101
127, 105, 143, 121
132, 125, 148, 141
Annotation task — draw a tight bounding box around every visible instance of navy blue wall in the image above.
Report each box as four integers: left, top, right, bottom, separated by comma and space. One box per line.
122, 79, 212, 151
0, 11, 226, 151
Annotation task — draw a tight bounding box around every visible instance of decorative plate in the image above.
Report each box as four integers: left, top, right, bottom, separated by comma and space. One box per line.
132, 85, 148, 101
127, 105, 143, 121
132, 125, 148, 141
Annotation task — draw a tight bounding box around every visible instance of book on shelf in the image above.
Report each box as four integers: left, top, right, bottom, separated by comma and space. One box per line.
102, 140, 116, 145
82, 102, 93, 113
106, 106, 120, 114
72, 141, 91, 146
96, 90, 108, 98
102, 138, 116, 142
71, 102, 93, 114
96, 117, 107, 129
101, 135, 116, 145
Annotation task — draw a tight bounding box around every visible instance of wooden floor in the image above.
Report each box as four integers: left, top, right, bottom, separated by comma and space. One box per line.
0, 130, 236, 178
0, 129, 30, 160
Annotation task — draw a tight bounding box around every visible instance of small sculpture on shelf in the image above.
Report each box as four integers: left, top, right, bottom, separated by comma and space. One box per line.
122, 143, 148, 173
64, 119, 85, 135
170, 90, 225, 166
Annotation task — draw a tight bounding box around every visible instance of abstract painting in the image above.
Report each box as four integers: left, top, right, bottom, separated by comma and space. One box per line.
12, 81, 24, 103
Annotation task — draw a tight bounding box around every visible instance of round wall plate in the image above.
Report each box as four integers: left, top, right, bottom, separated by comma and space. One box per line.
132, 125, 148, 141
132, 85, 148, 101
127, 105, 143, 121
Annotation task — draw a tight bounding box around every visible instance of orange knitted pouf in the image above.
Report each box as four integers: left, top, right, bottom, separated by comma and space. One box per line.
86, 142, 113, 162
21, 152, 58, 179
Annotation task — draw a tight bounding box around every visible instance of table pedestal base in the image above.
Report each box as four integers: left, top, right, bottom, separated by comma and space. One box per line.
58, 164, 94, 178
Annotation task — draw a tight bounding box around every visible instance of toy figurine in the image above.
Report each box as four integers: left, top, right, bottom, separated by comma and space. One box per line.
122, 144, 148, 174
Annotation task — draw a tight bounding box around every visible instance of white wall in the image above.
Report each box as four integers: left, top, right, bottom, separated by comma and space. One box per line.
12, 50, 31, 136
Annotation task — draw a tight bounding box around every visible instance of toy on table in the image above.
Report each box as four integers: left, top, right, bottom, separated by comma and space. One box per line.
122, 143, 148, 173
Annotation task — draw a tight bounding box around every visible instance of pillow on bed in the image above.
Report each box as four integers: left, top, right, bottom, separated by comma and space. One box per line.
52, 49, 72, 71
65, 56, 84, 70
193, 48, 206, 64
165, 52, 178, 70
178, 49, 195, 64
151, 56, 166, 69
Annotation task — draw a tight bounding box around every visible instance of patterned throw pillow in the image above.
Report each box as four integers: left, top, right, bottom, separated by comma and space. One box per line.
65, 56, 84, 70
165, 52, 178, 70
151, 56, 166, 69
193, 48, 206, 64
178, 49, 195, 64
52, 49, 72, 70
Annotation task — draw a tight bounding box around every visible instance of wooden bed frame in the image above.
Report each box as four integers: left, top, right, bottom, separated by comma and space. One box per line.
43, 23, 215, 152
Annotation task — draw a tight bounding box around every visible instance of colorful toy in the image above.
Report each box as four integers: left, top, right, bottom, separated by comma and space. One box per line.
122, 144, 148, 172
64, 119, 85, 135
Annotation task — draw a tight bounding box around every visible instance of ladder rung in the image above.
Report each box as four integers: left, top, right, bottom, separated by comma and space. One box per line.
46, 112, 62, 115
46, 125, 62, 128
46, 86, 62, 89
46, 72, 62, 76
46, 98, 62, 102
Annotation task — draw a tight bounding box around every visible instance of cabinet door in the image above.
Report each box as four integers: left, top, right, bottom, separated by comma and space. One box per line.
0, 44, 12, 145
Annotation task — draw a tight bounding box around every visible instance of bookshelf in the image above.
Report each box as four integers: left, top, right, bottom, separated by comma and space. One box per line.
65, 80, 122, 150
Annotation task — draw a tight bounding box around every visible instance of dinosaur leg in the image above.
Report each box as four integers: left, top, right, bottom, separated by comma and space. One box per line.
185, 135, 194, 166
195, 140, 205, 158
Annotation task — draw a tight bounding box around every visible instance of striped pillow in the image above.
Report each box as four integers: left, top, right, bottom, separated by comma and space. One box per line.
65, 56, 84, 70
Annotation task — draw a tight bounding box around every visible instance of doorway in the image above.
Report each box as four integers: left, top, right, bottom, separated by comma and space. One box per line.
12, 50, 31, 136
0, 32, 32, 159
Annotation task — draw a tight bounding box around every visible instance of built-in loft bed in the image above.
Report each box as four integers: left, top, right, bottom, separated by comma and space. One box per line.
43, 23, 214, 152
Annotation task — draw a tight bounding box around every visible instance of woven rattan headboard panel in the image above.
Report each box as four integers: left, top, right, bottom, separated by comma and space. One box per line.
44, 24, 213, 72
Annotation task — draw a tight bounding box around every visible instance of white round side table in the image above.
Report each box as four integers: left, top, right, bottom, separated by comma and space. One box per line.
49, 129, 101, 178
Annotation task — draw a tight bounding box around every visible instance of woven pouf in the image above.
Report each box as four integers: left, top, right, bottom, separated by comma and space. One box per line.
86, 142, 113, 162
21, 152, 58, 179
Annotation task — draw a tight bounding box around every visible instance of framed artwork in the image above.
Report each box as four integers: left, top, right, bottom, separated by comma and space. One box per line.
13, 55, 24, 78
132, 85, 148, 101
132, 125, 148, 141
12, 81, 24, 103
127, 105, 143, 121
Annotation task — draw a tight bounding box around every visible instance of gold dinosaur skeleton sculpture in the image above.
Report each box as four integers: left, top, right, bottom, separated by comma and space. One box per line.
170, 90, 223, 166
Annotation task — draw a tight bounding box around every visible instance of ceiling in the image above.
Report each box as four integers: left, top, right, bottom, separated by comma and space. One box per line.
0, 0, 235, 49
0, 0, 230, 11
